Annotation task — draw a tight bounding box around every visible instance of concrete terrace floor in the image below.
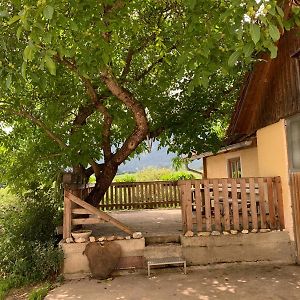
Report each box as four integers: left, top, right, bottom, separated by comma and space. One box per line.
86, 208, 183, 237
46, 263, 300, 300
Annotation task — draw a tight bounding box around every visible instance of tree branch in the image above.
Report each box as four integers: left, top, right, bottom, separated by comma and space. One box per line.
17, 108, 67, 148
100, 70, 149, 164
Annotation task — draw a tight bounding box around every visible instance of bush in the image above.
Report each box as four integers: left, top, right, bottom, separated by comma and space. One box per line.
114, 174, 136, 182
0, 185, 63, 287
160, 171, 196, 181
28, 283, 51, 300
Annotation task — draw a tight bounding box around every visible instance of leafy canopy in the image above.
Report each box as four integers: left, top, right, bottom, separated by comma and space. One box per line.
0, 0, 299, 187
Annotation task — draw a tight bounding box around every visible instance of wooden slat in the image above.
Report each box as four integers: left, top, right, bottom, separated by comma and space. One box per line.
231, 179, 239, 231
212, 179, 221, 231
63, 190, 72, 239
267, 178, 276, 229
72, 218, 105, 225
72, 208, 90, 215
179, 181, 187, 232
185, 181, 193, 232
249, 178, 258, 230
275, 177, 285, 229
221, 179, 230, 231
258, 177, 267, 229
203, 179, 212, 232
66, 192, 134, 235
240, 178, 249, 230
194, 180, 202, 232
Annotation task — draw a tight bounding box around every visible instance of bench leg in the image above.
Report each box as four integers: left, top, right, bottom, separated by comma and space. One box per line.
148, 264, 150, 277
184, 261, 187, 275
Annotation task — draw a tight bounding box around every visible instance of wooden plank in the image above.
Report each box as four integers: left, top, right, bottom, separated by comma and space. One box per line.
249, 178, 258, 230
267, 178, 276, 229
178, 181, 187, 232
72, 208, 90, 215
258, 177, 267, 229
221, 179, 230, 231
275, 177, 285, 229
185, 181, 193, 232
194, 180, 202, 232
72, 218, 105, 225
203, 179, 212, 232
291, 173, 300, 262
110, 185, 114, 210
115, 185, 119, 210
63, 190, 72, 239
212, 179, 221, 231
66, 191, 134, 235
240, 178, 249, 230
231, 179, 240, 231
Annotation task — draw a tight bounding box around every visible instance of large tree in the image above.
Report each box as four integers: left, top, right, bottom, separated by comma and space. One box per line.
0, 0, 299, 206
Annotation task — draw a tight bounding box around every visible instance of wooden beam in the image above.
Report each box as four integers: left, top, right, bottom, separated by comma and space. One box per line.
66, 191, 134, 235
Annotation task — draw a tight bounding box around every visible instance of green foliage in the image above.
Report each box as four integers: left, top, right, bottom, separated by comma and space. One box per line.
0, 0, 298, 192
0, 185, 63, 285
28, 283, 51, 300
114, 167, 198, 182
160, 171, 195, 181
114, 174, 136, 183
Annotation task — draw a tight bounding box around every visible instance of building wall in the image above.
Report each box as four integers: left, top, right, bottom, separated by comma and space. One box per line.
205, 119, 294, 240
206, 147, 259, 178
256, 119, 294, 240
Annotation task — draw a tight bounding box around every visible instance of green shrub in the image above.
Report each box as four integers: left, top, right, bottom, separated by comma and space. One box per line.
160, 171, 196, 181
0, 185, 63, 286
114, 174, 136, 182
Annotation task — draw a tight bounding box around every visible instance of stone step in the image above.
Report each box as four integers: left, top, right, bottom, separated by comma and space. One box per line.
145, 234, 180, 245
144, 243, 183, 259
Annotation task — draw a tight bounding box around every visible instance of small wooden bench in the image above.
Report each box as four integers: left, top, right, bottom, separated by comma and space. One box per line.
147, 257, 187, 277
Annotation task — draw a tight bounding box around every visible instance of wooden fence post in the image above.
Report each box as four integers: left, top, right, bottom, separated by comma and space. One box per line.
63, 188, 72, 239
275, 176, 285, 229
178, 181, 187, 233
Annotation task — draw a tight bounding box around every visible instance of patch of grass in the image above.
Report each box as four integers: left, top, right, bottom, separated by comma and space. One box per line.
28, 283, 51, 300
0, 187, 19, 206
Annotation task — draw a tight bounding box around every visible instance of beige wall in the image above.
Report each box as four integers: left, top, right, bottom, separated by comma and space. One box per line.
205, 119, 294, 240
206, 147, 259, 178
256, 119, 293, 239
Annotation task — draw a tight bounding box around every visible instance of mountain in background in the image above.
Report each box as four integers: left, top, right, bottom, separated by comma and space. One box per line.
118, 142, 202, 173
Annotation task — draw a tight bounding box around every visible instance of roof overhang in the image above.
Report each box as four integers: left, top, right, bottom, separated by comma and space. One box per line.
190, 138, 256, 161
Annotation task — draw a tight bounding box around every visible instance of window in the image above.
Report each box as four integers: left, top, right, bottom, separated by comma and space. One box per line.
228, 157, 242, 178
287, 115, 300, 172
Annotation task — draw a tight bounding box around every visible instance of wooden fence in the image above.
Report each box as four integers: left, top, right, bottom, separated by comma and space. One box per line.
179, 177, 284, 234
84, 181, 180, 210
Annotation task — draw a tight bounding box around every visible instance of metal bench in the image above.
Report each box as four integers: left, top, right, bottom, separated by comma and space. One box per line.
147, 257, 187, 277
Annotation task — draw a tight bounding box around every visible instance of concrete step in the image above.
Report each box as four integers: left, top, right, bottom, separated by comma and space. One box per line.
145, 234, 180, 245
144, 243, 183, 259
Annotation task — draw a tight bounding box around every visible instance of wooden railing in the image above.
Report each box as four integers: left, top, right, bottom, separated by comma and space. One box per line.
63, 190, 134, 239
179, 177, 284, 234
85, 181, 180, 210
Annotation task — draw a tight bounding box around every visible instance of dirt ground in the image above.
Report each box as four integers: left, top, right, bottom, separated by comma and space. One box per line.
45, 263, 300, 300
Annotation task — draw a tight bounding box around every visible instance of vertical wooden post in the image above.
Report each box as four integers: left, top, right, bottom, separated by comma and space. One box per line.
63, 188, 72, 239
195, 180, 203, 232
204, 179, 212, 232
240, 178, 249, 230
258, 178, 267, 229
275, 176, 285, 229
185, 181, 193, 233
267, 177, 276, 229
178, 181, 187, 232
231, 179, 240, 231
221, 179, 230, 231
249, 177, 258, 230
212, 179, 221, 231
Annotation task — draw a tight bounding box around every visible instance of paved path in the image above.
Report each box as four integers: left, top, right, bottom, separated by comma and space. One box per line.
87, 208, 182, 237
46, 264, 300, 300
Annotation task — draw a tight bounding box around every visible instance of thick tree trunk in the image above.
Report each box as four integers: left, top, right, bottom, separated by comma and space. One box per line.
85, 162, 118, 207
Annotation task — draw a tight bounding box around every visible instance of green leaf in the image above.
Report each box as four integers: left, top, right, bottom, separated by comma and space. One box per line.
6, 74, 12, 89
0, 10, 9, 18
16, 26, 22, 40
243, 42, 254, 58
276, 5, 284, 18
23, 45, 35, 62
44, 55, 56, 75
43, 5, 54, 20
249, 23, 261, 44
267, 43, 278, 58
269, 24, 280, 42
21, 62, 27, 79
7, 15, 21, 25
228, 50, 241, 67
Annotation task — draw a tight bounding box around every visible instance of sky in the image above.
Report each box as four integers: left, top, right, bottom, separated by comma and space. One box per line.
118, 141, 202, 173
